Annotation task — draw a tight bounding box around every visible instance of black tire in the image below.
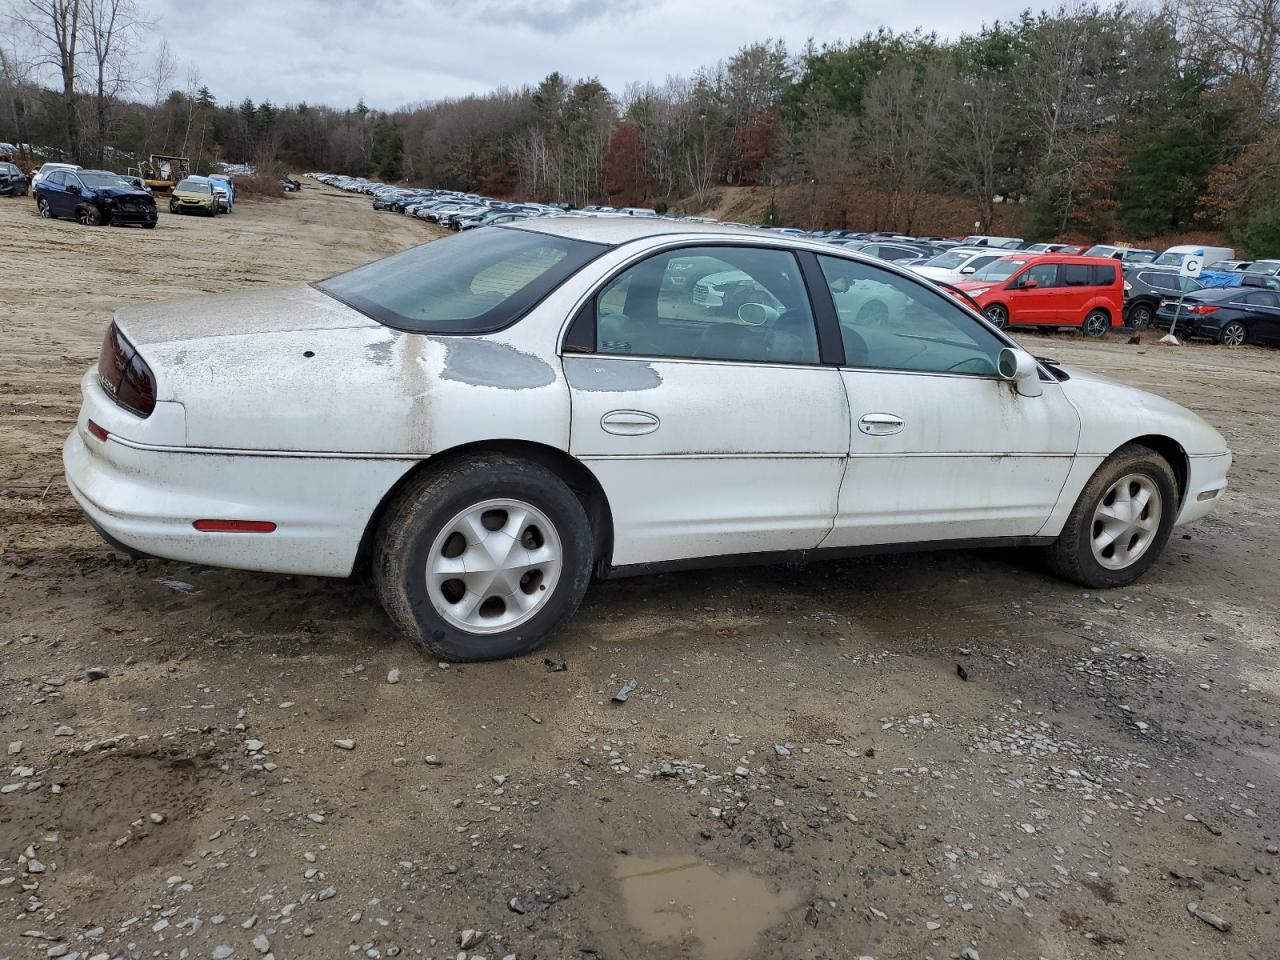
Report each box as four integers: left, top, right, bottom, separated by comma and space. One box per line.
1220, 320, 1247, 347
1082, 309, 1110, 338
142, 222, 156, 229
984, 303, 1009, 329
1127, 302, 1153, 330
37, 197, 52, 218
77, 204, 104, 226
1044, 443, 1178, 589
373, 455, 594, 661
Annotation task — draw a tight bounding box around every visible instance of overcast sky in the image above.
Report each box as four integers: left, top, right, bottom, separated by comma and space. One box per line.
142, 0, 1044, 110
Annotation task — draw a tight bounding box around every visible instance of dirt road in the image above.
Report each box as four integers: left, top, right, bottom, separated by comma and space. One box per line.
2, 187, 1278, 960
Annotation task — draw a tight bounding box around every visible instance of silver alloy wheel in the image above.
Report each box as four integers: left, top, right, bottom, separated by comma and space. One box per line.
425, 498, 563, 635
1129, 304, 1152, 329
1221, 322, 1247, 346
1083, 311, 1109, 337
38, 198, 51, 217
1090, 473, 1162, 570
985, 304, 1008, 328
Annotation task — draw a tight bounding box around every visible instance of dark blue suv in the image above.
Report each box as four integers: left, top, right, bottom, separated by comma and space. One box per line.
35, 169, 157, 228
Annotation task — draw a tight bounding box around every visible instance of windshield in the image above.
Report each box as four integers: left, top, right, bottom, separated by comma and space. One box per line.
924, 251, 970, 269
0, 163, 18, 175
1247, 260, 1280, 273
177, 179, 211, 193
970, 258, 1028, 281
80, 173, 134, 189
1153, 251, 1190, 266
317, 226, 604, 334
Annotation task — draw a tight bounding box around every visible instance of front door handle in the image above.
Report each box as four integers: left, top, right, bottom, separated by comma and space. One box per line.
858, 413, 905, 436
601, 410, 660, 436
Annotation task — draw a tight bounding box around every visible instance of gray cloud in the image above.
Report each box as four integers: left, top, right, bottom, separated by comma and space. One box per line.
139, 0, 1062, 110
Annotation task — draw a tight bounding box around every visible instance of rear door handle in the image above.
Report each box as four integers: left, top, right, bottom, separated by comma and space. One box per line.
601, 410, 660, 436
858, 413, 905, 436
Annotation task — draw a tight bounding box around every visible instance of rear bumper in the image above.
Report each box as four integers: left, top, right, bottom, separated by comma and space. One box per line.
64, 373, 419, 577
1176, 452, 1231, 525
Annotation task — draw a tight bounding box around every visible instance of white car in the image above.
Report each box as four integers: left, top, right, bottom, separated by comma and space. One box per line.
65, 219, 1232, 661
32, 161, 81, 186
909, 248, 1008, 284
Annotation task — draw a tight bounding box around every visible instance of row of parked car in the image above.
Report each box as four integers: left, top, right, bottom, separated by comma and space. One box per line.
309, 172, 1280, 346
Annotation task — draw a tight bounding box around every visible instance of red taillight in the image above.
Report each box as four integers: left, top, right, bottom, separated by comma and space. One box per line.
193, 519, 277, 533
1189, 304, 1220, 315
87, 419, 109, 442
97, 322, 157, 417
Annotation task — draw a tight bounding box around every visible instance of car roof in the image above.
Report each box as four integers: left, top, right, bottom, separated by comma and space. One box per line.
507, 216, 782, 246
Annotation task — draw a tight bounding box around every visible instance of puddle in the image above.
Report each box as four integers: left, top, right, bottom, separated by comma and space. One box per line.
615, 855, 801, 960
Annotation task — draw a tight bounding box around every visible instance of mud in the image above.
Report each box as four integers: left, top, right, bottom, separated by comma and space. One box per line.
2, 186, 1279, 960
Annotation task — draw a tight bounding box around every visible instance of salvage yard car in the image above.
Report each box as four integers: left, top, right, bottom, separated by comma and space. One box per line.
953, 254, 1123, 337
64, 219, 1231, 661
34, 168, 158, 228
169, 177, 220, 216
0, 160, 29, 196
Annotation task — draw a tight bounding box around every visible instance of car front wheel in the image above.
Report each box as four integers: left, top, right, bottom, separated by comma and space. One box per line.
77, 204, 104, 226
373, 455, 594, 661
1045, 443, 1177, 588
984, 304, 1009, 329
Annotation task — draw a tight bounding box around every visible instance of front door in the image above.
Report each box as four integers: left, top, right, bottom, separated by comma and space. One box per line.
812, 254, 1081, 547
1004, 261, 1061, 325
564, 244, 850, 567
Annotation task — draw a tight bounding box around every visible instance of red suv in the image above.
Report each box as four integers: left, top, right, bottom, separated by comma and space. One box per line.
951, 254, 1123, 338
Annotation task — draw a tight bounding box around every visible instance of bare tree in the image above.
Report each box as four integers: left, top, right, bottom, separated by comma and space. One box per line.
1176, 0, 1280, 114
0, 33, 37, 163
13, 0, 82, 161
82, 0, 144, 164
943, 76, 1013, 231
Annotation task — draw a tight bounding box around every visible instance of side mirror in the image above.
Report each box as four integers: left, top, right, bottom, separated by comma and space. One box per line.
1019, 278, 1038, 289
66, 184, 80, 195
997, 347, 1043, 397
960, 266, 976, 274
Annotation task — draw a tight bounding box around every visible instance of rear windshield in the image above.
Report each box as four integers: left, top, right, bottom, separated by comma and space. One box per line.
316, 226, 605, 334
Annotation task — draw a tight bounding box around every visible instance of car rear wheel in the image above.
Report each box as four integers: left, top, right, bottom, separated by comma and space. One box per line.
984, 304, 1008, 329
1220, 321, 1247, 346
37, 197, 52, 218
373, 455, 594, 661
1127, 302, 1153, 329
1044, 443, 1177, 588
1082, 309, 1110, 338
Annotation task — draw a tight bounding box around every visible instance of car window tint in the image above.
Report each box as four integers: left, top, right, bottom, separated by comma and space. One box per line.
1090, 264, 1118, 285
45, 171, 65, 186
817, 255, 1004, 376
595, 246, 819, 364
1244, 291, 1278, 306
1060, 263, 1092, 286
1141, 272, 1176, 291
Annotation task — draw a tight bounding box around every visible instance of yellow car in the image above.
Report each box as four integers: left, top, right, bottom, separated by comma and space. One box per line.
169, 178, 218, 217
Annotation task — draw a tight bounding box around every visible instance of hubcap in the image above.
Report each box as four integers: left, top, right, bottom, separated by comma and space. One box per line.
425, 498, 562, 634
1090, 473, 1162, 570
1223, 324, 1245, 346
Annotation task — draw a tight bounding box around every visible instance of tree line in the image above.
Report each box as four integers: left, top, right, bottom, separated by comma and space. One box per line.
3, 1, 1280, 250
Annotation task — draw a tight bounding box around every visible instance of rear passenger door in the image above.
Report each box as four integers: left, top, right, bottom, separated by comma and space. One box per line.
41, 170, 68, 215
564, 244, 850, 567
1240, 290, 1280, 342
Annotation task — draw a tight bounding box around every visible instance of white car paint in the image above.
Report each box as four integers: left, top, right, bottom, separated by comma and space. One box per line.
908, 248, 1006, 285
65, 218, 1231, 585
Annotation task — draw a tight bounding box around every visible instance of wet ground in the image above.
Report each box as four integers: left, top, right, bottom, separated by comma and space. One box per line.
1, 186, 1278, 960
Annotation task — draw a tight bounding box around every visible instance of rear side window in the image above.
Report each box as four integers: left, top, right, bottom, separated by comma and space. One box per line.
318, 227, 604, 334
1091, 264, 1118, 285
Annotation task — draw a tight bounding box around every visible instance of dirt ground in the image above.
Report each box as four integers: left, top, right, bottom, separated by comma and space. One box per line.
2, 186, 1279, 960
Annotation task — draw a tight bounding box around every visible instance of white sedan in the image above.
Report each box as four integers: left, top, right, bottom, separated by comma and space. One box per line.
65, 219, 1232, 661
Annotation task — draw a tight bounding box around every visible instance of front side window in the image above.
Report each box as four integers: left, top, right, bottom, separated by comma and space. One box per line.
319, 226, 604, 334
818, 255, 1004, 376
1020, 263, 1060, 287
44, 171, 65, 187
594, 246, 819, 364
971, 258, 1030, 282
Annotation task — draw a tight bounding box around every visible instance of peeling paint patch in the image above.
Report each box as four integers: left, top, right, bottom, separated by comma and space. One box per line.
563, 356, 662, 392
436, 338, 556, 390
